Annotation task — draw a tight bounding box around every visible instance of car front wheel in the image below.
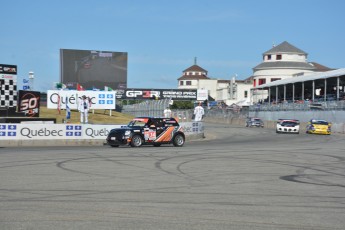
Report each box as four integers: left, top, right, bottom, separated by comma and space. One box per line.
130, 135, 143, 147
173, 134, 185, 147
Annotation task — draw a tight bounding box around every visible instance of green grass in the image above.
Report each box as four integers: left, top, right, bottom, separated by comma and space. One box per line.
39, 106, 134, 124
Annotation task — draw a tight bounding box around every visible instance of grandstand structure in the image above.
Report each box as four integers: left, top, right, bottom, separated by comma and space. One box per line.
251, 68, 345, 111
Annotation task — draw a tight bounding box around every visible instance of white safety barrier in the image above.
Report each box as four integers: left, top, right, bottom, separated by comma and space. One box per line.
0, 122, 204, 141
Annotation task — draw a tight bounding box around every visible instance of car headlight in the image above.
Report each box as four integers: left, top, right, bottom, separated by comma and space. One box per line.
124, 130, 131, 136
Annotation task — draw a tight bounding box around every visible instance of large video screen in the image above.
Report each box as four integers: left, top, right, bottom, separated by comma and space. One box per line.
60, 49, 127, 90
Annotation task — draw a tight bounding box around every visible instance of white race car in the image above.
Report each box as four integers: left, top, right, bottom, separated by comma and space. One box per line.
276, 119, 300, 134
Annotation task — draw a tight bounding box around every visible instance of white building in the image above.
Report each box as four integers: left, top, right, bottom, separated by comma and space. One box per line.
177, 41, 332, 106
177, 63, 252, 106
252, 41, 332, 102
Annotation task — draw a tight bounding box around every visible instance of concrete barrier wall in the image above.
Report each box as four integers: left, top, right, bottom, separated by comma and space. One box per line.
250, 110, 345, 134
204, 111, 345, 134
0, 122, 204, 147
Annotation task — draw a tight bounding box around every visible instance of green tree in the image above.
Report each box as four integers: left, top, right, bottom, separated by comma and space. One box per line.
171, 101, 194, 109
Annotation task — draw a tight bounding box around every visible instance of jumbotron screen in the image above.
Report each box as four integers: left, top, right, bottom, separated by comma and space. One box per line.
60, 49, 127, 90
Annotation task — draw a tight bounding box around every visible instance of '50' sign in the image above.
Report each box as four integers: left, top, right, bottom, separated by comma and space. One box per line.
19, 92, 40, 111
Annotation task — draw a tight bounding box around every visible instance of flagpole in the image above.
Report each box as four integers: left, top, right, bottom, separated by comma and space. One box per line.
57, 92, 61, 115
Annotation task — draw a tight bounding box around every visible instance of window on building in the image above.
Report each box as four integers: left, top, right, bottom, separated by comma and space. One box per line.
258, 78, 266, 85
276, 54, 282, 60
244, 90, 248, 98
186, 81, 192, 85
271, 78, 281, 82
180, 81, 184, 86
267, 55, 271, 60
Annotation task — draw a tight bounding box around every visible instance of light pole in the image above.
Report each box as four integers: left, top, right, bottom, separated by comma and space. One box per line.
29, 71, 34, 91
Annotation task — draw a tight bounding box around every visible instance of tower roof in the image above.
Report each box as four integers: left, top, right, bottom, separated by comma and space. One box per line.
183, 64, 207, 73
264, 41, 307, 55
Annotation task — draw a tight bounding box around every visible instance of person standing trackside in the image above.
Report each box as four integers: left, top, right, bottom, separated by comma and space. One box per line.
79, 95, 90, 124
194, 102, 204, 121
163, 106, 172, 118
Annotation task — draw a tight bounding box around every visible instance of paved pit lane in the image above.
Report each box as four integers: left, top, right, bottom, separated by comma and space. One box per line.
1, 123, 344, 230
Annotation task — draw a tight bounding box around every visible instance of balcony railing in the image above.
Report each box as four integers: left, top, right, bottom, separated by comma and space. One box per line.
249, 100, 345, 111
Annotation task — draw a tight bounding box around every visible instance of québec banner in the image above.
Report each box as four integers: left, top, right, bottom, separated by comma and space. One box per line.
0, 122, 203, 140
47, 90, 116, 110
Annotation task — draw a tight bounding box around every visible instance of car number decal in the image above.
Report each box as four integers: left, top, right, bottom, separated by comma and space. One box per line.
144, 130, 156, 140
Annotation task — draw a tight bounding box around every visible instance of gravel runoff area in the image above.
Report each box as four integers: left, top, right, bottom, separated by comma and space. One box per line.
0, 122, 344, 230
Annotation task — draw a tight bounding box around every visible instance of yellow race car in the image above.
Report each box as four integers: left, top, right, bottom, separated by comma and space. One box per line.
306, 119, 331, 135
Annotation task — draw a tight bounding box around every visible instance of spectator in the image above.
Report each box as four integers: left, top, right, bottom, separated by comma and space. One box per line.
194, 102, 205, 121
79, 95, 90, 124
163, 106, 172, 118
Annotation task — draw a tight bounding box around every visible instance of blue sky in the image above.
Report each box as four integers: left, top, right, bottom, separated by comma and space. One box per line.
1, 0, 345, 92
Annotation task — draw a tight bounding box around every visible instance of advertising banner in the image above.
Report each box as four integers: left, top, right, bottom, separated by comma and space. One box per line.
0, 64, 17, 75
47, 90, 116, 110
0, 122, 202, 140
0, 124, 123, 140
197, 89, 208, 101
116, 89, 199, 100
17, 90, 41, 117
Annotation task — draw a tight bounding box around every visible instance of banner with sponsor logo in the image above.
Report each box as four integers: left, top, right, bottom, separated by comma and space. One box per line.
116, 89, 203, 100
0, 122, 203, 140
17, 90, 41, 117
0, 124, 122, 140
47, 90, 116, 110
0, 64, 17, 75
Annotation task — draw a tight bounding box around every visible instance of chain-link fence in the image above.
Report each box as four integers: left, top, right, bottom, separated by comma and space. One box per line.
121, 99, 171, 117
121, 99, 249, 122
205, 107, 248, 120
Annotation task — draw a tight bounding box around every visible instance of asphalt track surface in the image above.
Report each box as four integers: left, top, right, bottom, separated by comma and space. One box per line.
1, 123, 345, 230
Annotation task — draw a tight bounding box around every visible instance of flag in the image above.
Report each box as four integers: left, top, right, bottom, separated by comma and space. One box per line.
104, 86, 113, 91
77, 83, 85, 91
57, 94, 61, 114
56, 82, 67, 90
66, 96, 71, 120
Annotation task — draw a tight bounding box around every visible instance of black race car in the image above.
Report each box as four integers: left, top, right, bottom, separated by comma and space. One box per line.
106, 117, 185, 147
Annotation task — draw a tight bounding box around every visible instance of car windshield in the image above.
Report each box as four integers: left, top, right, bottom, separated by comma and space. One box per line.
312, 120, 329, 125
128, 120, 147, 127
253, 119, 262, 122
281, 121, 298, 126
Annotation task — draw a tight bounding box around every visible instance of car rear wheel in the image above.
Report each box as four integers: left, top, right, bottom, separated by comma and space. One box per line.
131, 135, 143, 147
173, 134, 185, 147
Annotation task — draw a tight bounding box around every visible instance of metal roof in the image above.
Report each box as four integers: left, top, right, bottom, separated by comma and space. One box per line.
253, 61, 316, 71
264, 41, 307, 55
255, 68, 345, 89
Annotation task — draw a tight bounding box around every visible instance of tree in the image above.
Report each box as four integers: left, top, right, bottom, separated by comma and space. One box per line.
171, 101, 194, 109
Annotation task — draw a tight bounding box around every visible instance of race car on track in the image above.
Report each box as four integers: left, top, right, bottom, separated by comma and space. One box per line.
106, 117, 185, 147
306, 119, 331, 135
276, 119, 300, 134
246, 117, 264, 128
